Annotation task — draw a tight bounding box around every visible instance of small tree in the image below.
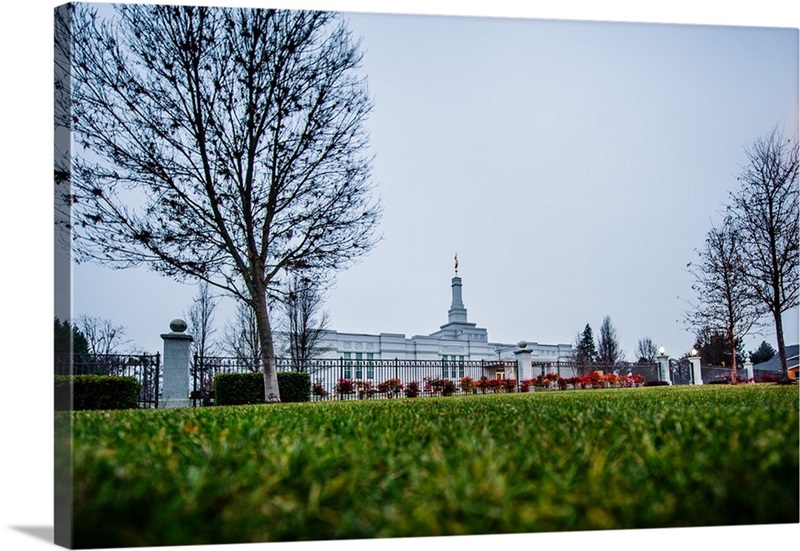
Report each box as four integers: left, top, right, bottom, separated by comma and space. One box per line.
685, 220, 764, 383
574, 324, 597, 374
597, 316, 624, 366
223, 301, 263, 373
727, 127, 799, 380
636, 337, 658, 364
187, 281, 219, 362
77, 315, 131, 356
281, 275, 331, 372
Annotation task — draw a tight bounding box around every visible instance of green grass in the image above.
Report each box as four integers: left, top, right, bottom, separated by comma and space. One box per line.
57, 385, 799, 548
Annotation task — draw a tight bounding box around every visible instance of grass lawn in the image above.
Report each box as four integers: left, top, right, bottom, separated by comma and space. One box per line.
57, 384, 799, 548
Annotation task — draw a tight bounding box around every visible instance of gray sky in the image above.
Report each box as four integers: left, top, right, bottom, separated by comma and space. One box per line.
65, 0, 799, 360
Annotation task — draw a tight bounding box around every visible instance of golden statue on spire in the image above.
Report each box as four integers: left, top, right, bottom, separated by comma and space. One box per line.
454, 252, 459, 274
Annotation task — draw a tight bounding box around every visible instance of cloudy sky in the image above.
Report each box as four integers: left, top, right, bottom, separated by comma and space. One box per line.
62, 1, 798, 361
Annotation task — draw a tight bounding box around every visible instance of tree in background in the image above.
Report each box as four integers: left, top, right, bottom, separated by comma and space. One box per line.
693, 326, 744, 368
636, 337, 658, 364
63, 5, 382, 402
574, 324, 597, 373
187, 281, 219, 362
54, 318, 89, 359
77, 315, 131, 356
597, 316, 625, 365
685, 220, 764, 383
223, 301, 263, 373
748, 341, 776, 366
727, 127, 798, 380
281, 275, 331, 372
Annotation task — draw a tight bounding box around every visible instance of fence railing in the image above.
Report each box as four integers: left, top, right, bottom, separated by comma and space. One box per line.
189, 356, 665, 405
54, 353, 161, 408
529, 361, 661, 382
701, 365, 781, 384
191, 356, 519, 405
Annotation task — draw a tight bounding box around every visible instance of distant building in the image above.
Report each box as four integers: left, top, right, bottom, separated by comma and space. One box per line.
754, 344, 799, 379
310, 272, 573, 363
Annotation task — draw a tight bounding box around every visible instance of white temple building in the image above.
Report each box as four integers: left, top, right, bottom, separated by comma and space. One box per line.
312, 270, 573, 364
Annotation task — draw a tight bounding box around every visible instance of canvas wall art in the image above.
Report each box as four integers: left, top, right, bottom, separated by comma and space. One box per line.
53, 1, 799, 549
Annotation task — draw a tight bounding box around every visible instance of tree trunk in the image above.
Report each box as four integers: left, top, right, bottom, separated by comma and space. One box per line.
729, 335, 738, 385
252, 285, 281, 403
774, 308, 789, 382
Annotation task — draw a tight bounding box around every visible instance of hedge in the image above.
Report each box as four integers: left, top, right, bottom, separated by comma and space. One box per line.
214, 372, 311, 405
55, 375, 142, 411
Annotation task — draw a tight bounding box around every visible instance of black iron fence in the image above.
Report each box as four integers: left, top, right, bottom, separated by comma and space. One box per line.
530, 361, 661, 382
191, 355, 519, 405
54, 353, 161, 408
701, 365, 781, 384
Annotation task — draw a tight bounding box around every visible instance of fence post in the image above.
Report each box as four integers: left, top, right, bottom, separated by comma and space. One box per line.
743, 357, 754, 382
160, 319, 193, 408
514, 341, 532, 384
656, 349, 671, 384
688, 352, 703, 385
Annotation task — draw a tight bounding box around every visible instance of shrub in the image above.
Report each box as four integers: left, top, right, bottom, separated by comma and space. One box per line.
404, 380, 420, 398
643, 380, 670, 387
277, 372, 311, 403
459, 376, 476, 393
335, 378, 356, 395
215, 373, 264, 405
377, 378, 404, 396
311, 379, 329, 397
55, 375, 141, 410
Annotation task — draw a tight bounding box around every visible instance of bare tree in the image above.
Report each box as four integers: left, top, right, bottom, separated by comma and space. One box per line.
281, 275, 331, 371
685, 220, 764, 382
727, 127, 799, 380
62, 5, 382, 402
635, 337, 658, 364
77, 315, 131, 356
223, 301, 263, 373
597, 316, 624, 366
187, 281, 219, 361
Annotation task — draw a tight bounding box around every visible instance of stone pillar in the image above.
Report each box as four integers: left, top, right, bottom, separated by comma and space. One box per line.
515, 341, 533, 382
160, 319, 193, 408
656, 351, 671, 384
688, 355, 703, 385
743, 357, 754, 382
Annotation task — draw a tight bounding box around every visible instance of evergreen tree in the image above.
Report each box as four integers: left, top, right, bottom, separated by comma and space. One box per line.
54, 318, 89, 357
576, 324, 597, 365
748, 341, 776, 365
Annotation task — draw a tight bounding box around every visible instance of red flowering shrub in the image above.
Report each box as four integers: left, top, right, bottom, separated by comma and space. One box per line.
335, 378, 355, 394
404, 380, 420, 398
460, 376, 476, 393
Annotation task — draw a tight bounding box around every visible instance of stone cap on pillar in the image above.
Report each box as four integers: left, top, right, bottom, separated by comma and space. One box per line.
161, 318, 194, 341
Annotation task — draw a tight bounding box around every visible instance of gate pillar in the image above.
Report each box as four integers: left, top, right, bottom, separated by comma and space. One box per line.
160, 319, 193, 408
515, 341, 532, 382
656, 348, 671, 384
743, 357, 754, 382
688, 351, 703, 385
